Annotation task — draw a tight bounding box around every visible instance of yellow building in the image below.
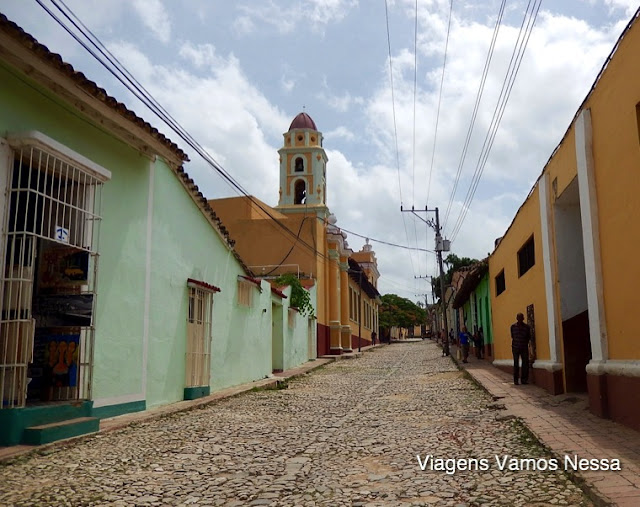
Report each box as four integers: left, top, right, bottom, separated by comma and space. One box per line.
210, 112, 380, 356
489, 9, 640, 430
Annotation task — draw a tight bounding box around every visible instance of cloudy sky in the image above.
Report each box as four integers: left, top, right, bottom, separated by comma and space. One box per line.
1, 0, 638, 303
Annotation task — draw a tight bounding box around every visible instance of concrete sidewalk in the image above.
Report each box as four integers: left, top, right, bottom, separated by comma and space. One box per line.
450, 346, 640, 507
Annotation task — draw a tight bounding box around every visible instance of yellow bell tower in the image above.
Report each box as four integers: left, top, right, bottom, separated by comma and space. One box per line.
276, 112, 328, 212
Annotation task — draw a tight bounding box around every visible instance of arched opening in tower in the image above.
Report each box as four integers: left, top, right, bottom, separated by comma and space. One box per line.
294, 180, 307, 205
294, 157, 304, 172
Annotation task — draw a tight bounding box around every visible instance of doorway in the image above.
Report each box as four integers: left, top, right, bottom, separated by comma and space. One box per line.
554, 177, 591, 392
271, 303, 284, 372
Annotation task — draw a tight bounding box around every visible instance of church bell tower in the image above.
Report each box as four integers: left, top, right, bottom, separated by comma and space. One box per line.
276, 112, 328, 212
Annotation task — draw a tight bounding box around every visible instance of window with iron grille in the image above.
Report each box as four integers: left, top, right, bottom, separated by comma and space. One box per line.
518, 235, 535, 277
1, 133, 109, 409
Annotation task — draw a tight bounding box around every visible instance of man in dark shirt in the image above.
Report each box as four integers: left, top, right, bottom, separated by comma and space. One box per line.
510, 313, 531, 385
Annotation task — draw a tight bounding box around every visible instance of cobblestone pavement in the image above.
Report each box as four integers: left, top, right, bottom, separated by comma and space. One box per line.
0, 341, 592, 506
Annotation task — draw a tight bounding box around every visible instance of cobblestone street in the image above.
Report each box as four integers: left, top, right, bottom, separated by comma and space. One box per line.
0, 341, 591, 506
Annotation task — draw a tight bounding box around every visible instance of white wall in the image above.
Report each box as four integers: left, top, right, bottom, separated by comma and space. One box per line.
554, 178, 588, 321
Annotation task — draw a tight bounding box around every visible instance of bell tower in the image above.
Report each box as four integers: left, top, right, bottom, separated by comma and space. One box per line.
276, 112, 328, 212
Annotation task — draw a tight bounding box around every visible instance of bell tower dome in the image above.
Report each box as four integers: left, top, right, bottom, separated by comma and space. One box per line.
276, 111, 328, 212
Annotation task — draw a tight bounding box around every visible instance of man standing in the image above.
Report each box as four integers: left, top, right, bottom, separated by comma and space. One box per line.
510, 313, 531, 385
459, 326, 471, 363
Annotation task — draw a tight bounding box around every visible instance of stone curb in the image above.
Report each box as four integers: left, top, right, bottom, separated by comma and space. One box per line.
448, 344, 613, 507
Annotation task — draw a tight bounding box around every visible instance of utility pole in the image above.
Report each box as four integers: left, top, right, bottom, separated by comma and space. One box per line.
402, 206, 451, 356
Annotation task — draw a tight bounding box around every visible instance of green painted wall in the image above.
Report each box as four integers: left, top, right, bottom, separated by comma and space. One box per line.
0, 62, 149, 405
475, 274, 494, 344
280, 284, 316, 371
147, 161, 272, 406
0, 55, 313, 432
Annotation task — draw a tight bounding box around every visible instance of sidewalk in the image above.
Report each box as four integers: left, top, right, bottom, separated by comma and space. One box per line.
450, 345, 640, 507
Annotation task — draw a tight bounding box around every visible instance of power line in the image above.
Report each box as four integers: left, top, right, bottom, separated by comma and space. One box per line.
443, 0, 506, 230
450, 0, 542, 242
334, 224, 435, 253
411, 0, 420, 279
384, 0, 417, 281
38, 0, 333, 266
425, 0, 453, 209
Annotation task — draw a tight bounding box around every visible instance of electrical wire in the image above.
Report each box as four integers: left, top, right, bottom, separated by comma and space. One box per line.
38, 0, 332, 266
450, 0, 542, 242
443, 0, 506, 230
38, 0, 438, 286
384, 0, 417, 280
331, 223, 435, 253
411, 0, 421, 283
425, 0, 453, 209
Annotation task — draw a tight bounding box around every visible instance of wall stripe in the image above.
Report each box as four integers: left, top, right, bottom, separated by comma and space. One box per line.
142, 160, 155, 395
538, 174, 560, 364
575, 109, 608, 366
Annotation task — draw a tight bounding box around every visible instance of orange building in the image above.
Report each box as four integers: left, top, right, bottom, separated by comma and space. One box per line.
210, 113, 380, 355
489, 9, 640, 430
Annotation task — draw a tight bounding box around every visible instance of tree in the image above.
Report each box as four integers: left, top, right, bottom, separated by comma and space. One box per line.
430, 253, 478, 297
379, 294, 427, 338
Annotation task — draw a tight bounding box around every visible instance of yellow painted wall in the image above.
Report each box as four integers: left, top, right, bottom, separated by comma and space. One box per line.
210, 197, 330, 325
347, 279, 376, 340
580, 19, 640, 360
489, 186, 549, 360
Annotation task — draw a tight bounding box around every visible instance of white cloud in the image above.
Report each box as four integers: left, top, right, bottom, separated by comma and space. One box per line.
5, 0, 633, 302
235, 0, 358, 35
108, 41, 291, 202
232, 15, 254, 36
604, 0, 639, 16
178, 42, 218, 68
132, 0, 171, 43
325, 126, 356, 142
280, 76, 295, 93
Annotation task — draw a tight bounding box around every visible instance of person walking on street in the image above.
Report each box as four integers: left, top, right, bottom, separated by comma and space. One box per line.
510, 313, 531, 385
459, 326, 471, 363
475, 327, 485, 359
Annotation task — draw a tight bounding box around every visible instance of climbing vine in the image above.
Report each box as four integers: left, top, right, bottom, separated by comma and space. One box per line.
275, 274, 315, 318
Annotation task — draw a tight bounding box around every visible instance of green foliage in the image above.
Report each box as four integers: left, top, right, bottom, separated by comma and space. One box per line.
431, 253, 478, 297
379, 294, 427, 332
275, 274, 315, 318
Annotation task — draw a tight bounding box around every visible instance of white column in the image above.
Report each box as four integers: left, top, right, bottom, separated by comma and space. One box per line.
575, 109, 608, 370
142, 160, 155, 396
0, 139, 12, 292
538, 173, 561, 365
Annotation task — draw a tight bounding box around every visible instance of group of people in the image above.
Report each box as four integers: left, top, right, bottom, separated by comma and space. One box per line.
442, 312, 532, 386
451, 326, 484, 364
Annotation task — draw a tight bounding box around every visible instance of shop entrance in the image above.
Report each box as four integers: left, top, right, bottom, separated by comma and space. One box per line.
1, 137, 106, 409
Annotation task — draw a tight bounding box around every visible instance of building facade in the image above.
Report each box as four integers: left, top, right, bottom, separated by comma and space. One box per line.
0, 15, 313, 446
489, 9, 640, 430
210, 113, 380, 356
